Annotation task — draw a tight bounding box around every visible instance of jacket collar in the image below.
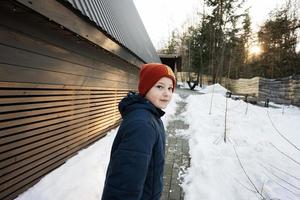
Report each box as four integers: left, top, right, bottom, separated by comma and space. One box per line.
119, 92, 165, 118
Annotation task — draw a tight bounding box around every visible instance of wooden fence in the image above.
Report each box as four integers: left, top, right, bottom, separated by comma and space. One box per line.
176, 72, 300, 106
226, 77, 260, 96
259, 75, 300, 106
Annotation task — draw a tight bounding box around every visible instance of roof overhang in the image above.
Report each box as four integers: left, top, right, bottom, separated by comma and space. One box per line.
159, 54, 182, 72
16, 0, 144, 67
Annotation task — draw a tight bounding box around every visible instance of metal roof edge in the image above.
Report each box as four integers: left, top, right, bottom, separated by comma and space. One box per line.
16, 0, 145, 67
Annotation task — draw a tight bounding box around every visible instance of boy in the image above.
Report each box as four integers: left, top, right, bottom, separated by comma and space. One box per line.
102, 63, 176, 200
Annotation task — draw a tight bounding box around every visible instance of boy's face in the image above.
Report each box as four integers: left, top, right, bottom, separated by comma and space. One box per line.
145, 77, 173, 109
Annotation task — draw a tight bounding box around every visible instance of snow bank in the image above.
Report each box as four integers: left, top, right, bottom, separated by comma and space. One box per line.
181, 93, 300, 200
162, 93, 180, 126
177, 82, 228, 96
16, 129, 118, 200
198, 83, 228, 95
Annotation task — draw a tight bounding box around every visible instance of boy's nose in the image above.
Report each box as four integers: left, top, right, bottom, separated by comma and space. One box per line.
163, 89, 171, 96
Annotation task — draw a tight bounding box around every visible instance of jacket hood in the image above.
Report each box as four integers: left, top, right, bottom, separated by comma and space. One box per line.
118, 92, 165, 118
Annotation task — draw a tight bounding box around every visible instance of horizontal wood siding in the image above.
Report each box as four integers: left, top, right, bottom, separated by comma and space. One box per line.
0, 82, 127, 199
0, 2, 139, 199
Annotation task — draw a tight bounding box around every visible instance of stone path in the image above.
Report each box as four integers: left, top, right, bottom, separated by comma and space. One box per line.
161, 94, 190, 200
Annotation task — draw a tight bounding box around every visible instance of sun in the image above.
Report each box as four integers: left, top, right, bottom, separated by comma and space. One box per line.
249, 45, 262, 56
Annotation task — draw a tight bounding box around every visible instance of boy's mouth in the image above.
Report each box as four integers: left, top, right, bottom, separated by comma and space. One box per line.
160, 99, 169, 102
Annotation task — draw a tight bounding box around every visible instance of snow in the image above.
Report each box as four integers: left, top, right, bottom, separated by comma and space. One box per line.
15, 93, 179, 200
162, 93, 181, 126
15, 129, 117, 200
177, 81, 203, 92
177, 81, 228, 95
198, 83, 228, 95
181, 92, 300, 200
15, 87, 300, 200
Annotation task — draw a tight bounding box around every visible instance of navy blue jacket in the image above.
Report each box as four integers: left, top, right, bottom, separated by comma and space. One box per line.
102, 92, 166, 200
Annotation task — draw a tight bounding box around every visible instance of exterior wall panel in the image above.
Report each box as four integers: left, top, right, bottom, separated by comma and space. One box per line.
0, 1, 140, 199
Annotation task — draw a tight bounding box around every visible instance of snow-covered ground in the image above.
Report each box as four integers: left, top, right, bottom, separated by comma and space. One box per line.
15, 94, 180, 200
15, 85, 300, 200
182, 84, 300, 200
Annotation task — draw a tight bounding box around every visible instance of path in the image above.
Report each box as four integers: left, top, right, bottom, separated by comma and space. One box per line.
161, 87, 199, 200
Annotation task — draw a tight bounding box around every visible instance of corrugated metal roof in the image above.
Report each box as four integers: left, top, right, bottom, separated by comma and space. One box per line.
64, 0, 160, 63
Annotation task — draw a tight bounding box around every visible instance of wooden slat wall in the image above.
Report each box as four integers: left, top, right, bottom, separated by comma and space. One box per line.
0, 82, 128, 200
0, 2, 139, 199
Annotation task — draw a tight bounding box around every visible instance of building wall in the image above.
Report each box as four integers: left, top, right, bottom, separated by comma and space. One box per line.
0, 2, 139, 200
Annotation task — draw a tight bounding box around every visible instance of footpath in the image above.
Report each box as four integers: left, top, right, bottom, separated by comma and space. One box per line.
161, 88, 200, 200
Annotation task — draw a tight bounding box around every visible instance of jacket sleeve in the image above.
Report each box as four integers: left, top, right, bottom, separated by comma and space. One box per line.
101, 120, 157, 200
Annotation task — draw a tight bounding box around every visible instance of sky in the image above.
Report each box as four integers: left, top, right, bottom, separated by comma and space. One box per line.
15, 84, 300, 200
133, 0, 290, 50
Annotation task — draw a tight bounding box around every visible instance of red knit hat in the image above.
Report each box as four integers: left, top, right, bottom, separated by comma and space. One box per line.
138, 63, 176, 96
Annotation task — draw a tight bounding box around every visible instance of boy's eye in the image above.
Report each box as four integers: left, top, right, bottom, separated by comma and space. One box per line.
168, 87, 173, 91
156, 85, 163, 89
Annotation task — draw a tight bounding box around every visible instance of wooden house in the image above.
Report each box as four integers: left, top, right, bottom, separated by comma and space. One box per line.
0, 0, 160, 199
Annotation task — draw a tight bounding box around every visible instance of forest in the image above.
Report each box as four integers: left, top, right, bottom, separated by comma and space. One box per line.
160, 0, 300, 83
